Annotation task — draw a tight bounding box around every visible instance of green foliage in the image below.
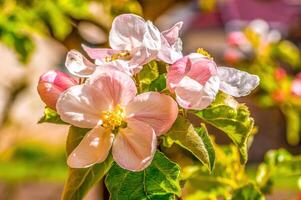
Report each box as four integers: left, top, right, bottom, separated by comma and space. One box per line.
0, 0, 92, 62
255, 149, 301, 192
138, 60, 159, 92
195, 93, 254, 163
0, 142, 66, 182
105, 151, 181, 200
62, 126, 114, 200
149, 74, 167, 92
165, 116, 215, 172
38, 107, 66, 125
0, 0, 143, 63
183, 145, 247, 200
231, 183, 265, 200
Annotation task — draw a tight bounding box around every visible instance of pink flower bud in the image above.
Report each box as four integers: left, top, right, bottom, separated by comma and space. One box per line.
37, 70, 78, 110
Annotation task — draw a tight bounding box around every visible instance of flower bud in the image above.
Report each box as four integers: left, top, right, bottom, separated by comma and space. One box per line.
37, 70, 78, 110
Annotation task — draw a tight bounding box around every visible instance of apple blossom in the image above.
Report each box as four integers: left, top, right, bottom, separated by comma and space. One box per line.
56, 67, 178, 171
37, 70, 78, 110
167, 53, 259, 110
70, 14, 183, 77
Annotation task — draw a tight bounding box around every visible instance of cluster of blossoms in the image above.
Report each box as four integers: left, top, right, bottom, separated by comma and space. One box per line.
37, 14, 259, 171
224, 19, 281, 64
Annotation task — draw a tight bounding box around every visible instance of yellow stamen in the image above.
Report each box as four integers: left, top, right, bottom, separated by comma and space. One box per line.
105, 50, 131, 62
100, 105, 125, 130
197, 48, 213, 60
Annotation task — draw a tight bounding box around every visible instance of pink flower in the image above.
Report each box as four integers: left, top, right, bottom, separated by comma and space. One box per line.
292, 73, 301, 97
71, 14, 183, 77
56, 68, 178, 171
37, 70, 78, 110
167, 53, 259, 110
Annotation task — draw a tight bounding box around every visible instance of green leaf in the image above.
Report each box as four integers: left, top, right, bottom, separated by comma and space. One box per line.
38, 107, 67, 124
231, 183, 265, 200
138, 60, 159, 92
149, 74, 166, 92
105, 151, 181, 200
195, 93, 254, 163
61, 126, 113, 200
166, 116, 215, 172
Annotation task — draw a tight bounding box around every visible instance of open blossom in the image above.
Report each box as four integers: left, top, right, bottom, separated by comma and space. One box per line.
56, 67, 178, 171
66, 14, 183, 77
37, 70, 78, 110
167, 53, 259, 110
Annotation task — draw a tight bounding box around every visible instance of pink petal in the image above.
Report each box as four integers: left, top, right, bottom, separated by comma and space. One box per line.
186, 53, 218, 85
37, 83, 63, 110
167, 56, 192, 91
82, 44, 120, 60
87, 68, 137, 107
39, 70, 78, 90
67, 126, 114, 168
112, 119, 156, 171
56, 84, 111, 128
161, 21, 183, 45
65, 50, 96, 77
109, 14, 146, 50
175, 76, 220, 110
37, 70, 77, 110
125, 92, 178, 135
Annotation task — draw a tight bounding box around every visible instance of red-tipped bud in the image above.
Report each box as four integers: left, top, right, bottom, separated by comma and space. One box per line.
37, 70, 78, 110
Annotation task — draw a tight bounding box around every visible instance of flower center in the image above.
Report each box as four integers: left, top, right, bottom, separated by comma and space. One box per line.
100, 105, 125, 130
105, 50, 131, 62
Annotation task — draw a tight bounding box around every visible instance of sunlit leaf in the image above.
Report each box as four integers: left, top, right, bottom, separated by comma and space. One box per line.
62, 126, 113, 200
166, 116, 215, 172
38, 107, 66, 125
105, 151, 181, 200
183, 145, 246, 200
195, 93, 254, 163
138, 60, 159, 92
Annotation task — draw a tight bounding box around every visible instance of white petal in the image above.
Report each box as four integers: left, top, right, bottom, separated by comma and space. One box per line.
143, 21, 161, 51
217, 67, 259, 97
109, 14, 146, 51
65, 50, 96, 77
